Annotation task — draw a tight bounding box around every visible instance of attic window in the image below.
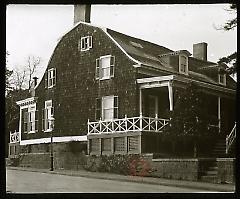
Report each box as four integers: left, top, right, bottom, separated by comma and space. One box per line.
218, 74, 226, 86
130, 41, 143, 48
179, 55, 188, 75
80, 36, 92, 51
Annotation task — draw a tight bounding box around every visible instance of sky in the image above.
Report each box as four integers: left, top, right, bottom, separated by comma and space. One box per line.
6, 4, 237, 80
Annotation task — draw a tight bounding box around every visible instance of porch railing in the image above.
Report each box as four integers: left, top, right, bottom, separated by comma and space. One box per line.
10, 130, 20, 144
88, 114, 170, 134
226, 122, 236, 154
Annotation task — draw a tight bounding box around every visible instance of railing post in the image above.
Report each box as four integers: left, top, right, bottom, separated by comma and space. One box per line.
125, 115, 127, 132
99, 117, 102, 133
87, 119, 90, 134
9, 131, 12, 143
155, 114, 158, 132
111, 119, 114, 133
140, 113, 143, 131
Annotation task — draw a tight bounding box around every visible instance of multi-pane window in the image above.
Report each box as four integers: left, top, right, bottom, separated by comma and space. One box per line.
42, 100, 54, 132
79, 36, 92, 51
45, 68, 56, 88
23, 105, 38, 133
179, 55, 188, 74
96, 55, 115, 80
218, 74, 226, 86
95, 96, 118, 120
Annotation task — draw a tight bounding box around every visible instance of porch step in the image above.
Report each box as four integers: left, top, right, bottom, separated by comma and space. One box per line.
211, 138, 227, 157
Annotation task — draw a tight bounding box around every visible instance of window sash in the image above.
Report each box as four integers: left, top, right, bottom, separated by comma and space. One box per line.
47, 68, 56, 88
101, 96, 118, 120
96, 55, 115, 80
80, 36, 92, 51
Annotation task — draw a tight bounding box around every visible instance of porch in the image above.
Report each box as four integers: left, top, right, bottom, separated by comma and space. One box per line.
87, 75, 235, 156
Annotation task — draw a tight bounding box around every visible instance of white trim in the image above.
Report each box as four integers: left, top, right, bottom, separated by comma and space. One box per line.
16, 97, 36, 106
137, 75, 174, 84
20, 135, 88, 145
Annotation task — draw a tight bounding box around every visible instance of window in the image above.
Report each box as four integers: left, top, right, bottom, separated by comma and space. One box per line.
23, 104, 38, 133
45, 68, 56, 88
218, 74, 226, 86
42, 100, 54, 132
179, 55, 188, 75
79, 36, 92, 51
95, 96, 118, 120
96, 55, 115, 80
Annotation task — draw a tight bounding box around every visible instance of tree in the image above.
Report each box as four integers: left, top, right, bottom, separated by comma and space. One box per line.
5, 54, 41, 157
164, 82, 217, 157
8, 55, 41, 90
217, 3, 237, 76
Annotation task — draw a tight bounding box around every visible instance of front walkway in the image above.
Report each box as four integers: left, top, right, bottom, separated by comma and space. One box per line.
6, 166, 235, 192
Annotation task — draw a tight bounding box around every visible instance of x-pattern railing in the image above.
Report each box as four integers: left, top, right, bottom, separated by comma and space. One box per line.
88, 115, 169, 134
10, 131, 20, 144
226, 122, 236, 154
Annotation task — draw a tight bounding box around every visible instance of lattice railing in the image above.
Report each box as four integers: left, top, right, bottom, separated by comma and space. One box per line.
10, 131, 20, 143
226, 122, 236, 154
88, 114, 169, 134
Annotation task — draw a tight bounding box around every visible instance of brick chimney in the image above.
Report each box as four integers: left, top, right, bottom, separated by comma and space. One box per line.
193, 42, 208, 61
74, 4, 91, 25
33, 76, 38, 87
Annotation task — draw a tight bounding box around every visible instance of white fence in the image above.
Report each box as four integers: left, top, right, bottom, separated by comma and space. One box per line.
88, 115, 169, 134
10, 131, 20, 144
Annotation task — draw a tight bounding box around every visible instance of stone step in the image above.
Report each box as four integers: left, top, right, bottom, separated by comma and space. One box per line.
204, 170, 218, 175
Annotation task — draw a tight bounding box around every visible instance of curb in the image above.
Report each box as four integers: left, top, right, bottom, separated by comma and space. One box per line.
7, 166, 235, 192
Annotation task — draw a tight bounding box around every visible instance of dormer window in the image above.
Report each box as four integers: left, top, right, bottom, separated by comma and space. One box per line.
179, 55, 188, 75
218, 74, 226, 86
79, 36, 92, 51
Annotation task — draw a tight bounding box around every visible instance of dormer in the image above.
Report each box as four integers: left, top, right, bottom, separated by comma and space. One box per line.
158, 50, 191, 74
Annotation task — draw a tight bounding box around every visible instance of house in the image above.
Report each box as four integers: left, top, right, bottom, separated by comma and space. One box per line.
9, 5, 236, 162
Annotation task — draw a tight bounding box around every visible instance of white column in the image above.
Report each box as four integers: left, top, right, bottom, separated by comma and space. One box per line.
218, 97, 221, 134
19, 107, 22, 143
168, 81, 173, 111
139, 88, 142, 115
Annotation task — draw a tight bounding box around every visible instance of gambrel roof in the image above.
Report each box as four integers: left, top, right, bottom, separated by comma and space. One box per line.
49, 21, 236, 89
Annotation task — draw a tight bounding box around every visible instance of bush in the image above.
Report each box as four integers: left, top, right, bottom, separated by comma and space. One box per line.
83, 154, 151, 176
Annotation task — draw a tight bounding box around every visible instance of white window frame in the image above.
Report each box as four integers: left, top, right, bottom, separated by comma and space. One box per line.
179, 55, 188, 75
101, 95, 118, 120
46, 68, 56, 89
23, 104, 38, 134
96, 55, 115, 80
43, 100, 54, 132
218, 74, 226, 86
80, 36, 92, 51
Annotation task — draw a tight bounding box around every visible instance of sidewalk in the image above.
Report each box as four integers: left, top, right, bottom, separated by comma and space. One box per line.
7, 166, 235, 192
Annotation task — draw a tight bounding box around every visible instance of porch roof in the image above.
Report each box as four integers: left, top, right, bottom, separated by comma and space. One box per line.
137, 75, 236, 96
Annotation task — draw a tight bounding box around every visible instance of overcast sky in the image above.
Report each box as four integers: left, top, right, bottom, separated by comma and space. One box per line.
6, 4, 237, 79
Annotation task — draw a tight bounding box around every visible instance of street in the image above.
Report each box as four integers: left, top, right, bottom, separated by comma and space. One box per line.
6, 168, 214, 193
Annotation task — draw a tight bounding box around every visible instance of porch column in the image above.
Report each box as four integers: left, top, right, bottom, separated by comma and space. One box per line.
168, 81, 173, 111
218, 96, 221, 133
19, 107, 22, 143
139, 88, 143, 114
